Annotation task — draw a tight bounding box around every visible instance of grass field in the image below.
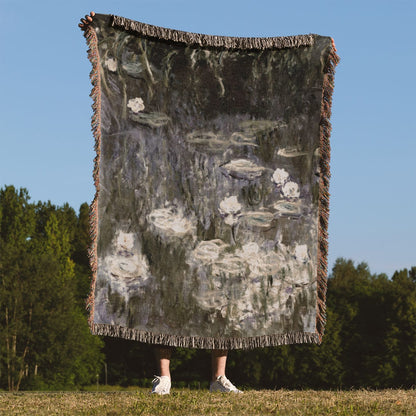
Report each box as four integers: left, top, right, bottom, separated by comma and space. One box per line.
1, 388, 415, 415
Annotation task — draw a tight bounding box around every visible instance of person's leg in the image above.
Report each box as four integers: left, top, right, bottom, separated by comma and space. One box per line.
210, 349, 242, 393
211, 349, 228, 381
152, 346, 172, 394
155, 346, 172, 378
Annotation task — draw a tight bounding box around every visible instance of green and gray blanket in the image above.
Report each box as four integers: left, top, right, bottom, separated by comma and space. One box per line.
82, 14, 339, 349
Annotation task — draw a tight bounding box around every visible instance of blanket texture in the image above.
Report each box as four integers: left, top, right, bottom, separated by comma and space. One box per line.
82, 14, 339, 349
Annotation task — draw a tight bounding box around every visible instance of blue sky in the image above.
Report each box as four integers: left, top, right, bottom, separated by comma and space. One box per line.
0, 0, 415, 276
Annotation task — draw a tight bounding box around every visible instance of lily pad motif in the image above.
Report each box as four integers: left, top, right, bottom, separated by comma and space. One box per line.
212, 254, 247, 277
122, 62, 144, 78
129, 112, 170, 127
190, 239, 228, 263
273, 200, 302, 217
148, 205, 196, 238
220, 159, 266, 181
242, 211, 275, 229
229, 132, 258, 147
186, 131, 229, 152
277, 148, 308, 158
239, 120, 287, 135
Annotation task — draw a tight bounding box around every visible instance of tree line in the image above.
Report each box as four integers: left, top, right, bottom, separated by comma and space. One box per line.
0, 185, 415, 391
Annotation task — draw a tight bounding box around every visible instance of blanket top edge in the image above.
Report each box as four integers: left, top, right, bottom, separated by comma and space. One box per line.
96, 13, 320, 50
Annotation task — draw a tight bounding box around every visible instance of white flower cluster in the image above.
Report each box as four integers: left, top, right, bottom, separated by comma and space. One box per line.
271, 168, 300, 199
218, 196, 242, 226
104, 58, 117, 72
294, 244, 309, 263
127, 97, 145, 113
116, 231, 134, 251
282, 181, 300, 199
271, 168, 289, 186
105, 231, 150, 280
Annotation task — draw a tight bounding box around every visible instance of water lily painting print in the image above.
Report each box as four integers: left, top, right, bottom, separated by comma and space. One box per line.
82, 14, 339, 348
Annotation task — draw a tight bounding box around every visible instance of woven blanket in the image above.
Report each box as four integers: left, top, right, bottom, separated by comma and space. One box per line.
82, 14, 339, 349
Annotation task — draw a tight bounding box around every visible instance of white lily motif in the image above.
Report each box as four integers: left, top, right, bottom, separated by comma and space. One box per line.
218, 196, 242, 245
294, 244, 309, 263
104, 58, 117, 72
127, 97, 145, 113
282, 181, 300, 199
219, 196, 242, 226
271, 168, 289, 186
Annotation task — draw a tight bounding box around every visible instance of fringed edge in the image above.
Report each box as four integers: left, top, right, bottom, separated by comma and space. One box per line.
316, 39, 340, 343
83, 25, 102, 332
91, 323, 320, 350
82, 16, 339, 347
111, 14, 315, 50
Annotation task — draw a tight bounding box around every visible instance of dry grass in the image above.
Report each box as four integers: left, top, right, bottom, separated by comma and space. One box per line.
0, 388, 415, 415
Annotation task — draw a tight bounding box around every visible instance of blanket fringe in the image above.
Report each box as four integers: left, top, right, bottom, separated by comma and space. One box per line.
316, 39, 340, 343
84, 25, 102, 330
82, 15, 339, 348
91, 323, 320, 349
111, 14, 315, 50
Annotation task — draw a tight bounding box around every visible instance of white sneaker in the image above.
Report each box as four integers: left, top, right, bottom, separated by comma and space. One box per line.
209, 375, 243, 393
151, 375, 171, 395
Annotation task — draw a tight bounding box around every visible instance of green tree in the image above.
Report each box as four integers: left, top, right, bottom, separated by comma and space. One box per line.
0, 186, 104, 391
0, 186, 36, 391
27, 210, 103, 389
286, 306, 344, 389
72, 203, 92, 309
384, 268, 416, 386
328, 258, 398, 387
